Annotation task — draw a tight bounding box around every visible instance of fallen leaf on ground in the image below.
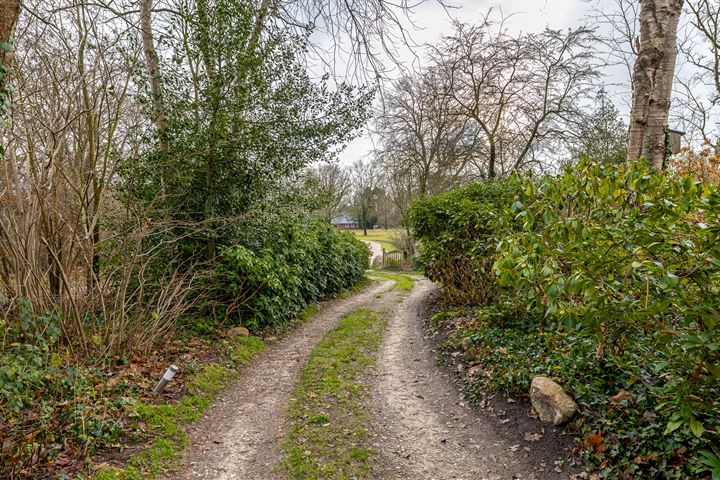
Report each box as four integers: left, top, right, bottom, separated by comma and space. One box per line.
611, 389, 632, 403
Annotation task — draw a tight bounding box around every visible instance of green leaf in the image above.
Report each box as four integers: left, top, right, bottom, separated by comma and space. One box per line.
690, 419, 705, 438
664, 419, 683, 435
0, 41, 13, 52
706, 363, 720, 377
699, 450, 720, 469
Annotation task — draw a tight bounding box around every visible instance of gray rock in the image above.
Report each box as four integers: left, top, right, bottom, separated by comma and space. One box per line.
226, 326, 250, 338
530, 376, 577, 425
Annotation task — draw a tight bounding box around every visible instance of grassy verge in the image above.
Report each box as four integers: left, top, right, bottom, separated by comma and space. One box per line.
92, 336, 266, 479
282, 308, 388, 479
92, 277, 373, 479
349, 229, 402, 252
368, 271, 415, 292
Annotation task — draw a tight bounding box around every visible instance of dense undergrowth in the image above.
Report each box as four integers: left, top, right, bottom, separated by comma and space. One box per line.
208, 218, 369, 332
0, 217, 369, 478
411, 160, 720, 479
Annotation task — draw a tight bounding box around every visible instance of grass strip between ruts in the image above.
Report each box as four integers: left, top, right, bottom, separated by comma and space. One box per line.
282, 308, 389, 479
368, 271, 415, 292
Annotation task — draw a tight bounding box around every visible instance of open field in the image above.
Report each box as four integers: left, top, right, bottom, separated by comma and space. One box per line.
349, 229, 403, 252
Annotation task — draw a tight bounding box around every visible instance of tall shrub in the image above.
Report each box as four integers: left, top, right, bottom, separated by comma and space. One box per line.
208, 216, 369, 331
409, 179, 520, 304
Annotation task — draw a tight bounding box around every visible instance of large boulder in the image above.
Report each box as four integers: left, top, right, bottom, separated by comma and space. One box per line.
226, 326, 250, 338
530, 376, 577, 425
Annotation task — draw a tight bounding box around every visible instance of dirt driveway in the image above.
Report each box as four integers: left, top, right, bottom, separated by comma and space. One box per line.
174, 277, 578, 479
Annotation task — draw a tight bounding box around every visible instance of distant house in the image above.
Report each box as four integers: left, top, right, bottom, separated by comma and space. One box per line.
331, 213, 358, 230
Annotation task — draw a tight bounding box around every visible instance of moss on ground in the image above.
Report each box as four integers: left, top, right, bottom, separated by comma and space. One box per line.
368, 271, 415, 292
336, 275, 373, 299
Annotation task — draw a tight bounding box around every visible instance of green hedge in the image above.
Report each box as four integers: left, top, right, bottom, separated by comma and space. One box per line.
209, 217, 369, 331
409, 179, 521, 304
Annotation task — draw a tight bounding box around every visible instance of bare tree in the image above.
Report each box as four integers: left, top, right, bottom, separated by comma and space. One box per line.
305, 162, 351, 223
591, 0, 641, 97
431, 19, 597, 177
676, 0, 720, 151
685, 0, 719, 100
1, 0, 194, 358
350, 158, 377, 236
279, 0, 449, 80
375, 70, 483, 197
627, 0, 684, 166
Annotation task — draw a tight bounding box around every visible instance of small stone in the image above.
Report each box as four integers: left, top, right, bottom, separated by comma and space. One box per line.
461, 336, 473, 351
226, 326, 250, 337
530, 376, 578, 426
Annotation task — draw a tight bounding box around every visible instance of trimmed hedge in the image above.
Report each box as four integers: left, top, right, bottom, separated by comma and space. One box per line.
409, 179, 521, 304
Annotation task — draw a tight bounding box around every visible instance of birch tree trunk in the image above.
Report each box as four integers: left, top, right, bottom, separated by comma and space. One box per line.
627, 0, 684, 167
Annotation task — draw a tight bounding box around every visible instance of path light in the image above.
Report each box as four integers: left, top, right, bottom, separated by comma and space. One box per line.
154, 364, 179, 394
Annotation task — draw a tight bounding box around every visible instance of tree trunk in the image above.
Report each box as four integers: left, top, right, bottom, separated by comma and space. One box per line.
139, 0, 169, 153
488, 140, 496, 179
627, 0, 684, 168
0, 0, 21, 123
0, 0, 20, 73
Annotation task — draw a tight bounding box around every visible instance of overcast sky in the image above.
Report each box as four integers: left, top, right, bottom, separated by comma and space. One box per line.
319, 0, 599, 166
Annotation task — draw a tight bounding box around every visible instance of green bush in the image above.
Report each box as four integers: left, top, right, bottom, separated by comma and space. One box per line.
208, 217, 369, 331
491, 160, 720, 477
409, 179, 521, 304
419, 160, 720, 478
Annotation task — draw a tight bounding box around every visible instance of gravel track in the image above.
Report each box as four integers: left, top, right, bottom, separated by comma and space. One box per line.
175, 276, 577, 480
368, 278, 577, 479
176, 281, 389, 480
